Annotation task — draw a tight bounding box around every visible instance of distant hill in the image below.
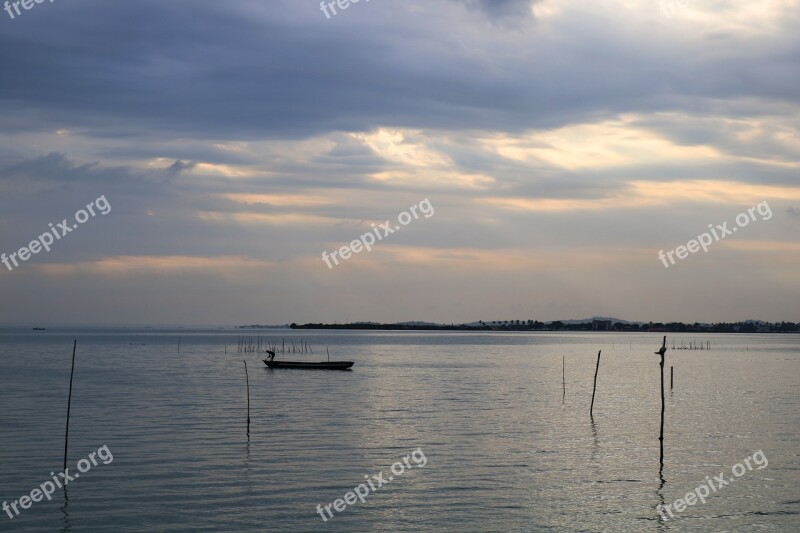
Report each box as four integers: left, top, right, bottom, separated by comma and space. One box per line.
560, 317, 641, 325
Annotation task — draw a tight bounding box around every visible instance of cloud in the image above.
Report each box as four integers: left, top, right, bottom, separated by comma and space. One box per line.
0, 0, 797, 141
167, 160, 198, 175
456, 0, 539, 23
35, 255, 276, 277
1, 0, 799, 324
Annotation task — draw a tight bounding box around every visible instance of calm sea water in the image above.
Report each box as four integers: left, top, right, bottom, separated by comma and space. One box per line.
0, 329, 798, 532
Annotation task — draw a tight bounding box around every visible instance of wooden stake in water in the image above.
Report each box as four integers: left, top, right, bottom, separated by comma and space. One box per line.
590, 350, 601, 415
64, 340, 77, 472
655, 336, 668, 465
243, 360, 250, 437
670, 366, 674, 390
562, 356, 566, 398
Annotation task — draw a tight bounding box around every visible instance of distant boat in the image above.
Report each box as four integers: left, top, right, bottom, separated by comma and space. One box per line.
262, 350, 353, 370
32, 327, 46, 331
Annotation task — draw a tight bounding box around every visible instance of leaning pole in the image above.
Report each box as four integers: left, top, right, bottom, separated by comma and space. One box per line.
64, 340, 77, 472
590, 350, 601, 416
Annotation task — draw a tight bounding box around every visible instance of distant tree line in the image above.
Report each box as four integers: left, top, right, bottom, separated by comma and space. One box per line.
289, 320, 800, 332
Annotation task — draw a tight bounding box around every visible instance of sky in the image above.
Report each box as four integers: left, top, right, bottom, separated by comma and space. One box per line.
0, 0, 798, 326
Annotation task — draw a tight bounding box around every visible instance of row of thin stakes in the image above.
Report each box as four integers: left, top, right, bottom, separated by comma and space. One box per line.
673, 339, 711, 350
234, 336, 312, 355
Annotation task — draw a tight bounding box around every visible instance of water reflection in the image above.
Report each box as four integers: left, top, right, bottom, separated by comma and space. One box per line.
60, 487, 71, 533
656, 457, 667, 528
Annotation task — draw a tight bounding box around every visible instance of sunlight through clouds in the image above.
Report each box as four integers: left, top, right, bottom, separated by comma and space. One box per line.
1, 0, 798, 323
479, 117, 723, 170
486, 180, 800, 212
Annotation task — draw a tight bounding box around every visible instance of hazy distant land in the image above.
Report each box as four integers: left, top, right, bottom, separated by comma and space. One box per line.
235, 318, 800, 333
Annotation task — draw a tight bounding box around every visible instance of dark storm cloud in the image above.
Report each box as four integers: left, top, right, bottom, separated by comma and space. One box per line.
0, 0, 796, 142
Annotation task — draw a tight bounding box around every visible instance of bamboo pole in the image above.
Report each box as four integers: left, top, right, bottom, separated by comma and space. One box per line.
656, 336, 668, 466
590, 350, 601, 415
562, 356, 566, 398
244, 360, 250, 437
64, 340, 77, 472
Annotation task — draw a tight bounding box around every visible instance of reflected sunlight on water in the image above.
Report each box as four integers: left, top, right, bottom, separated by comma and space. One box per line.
1, 329, 798, 531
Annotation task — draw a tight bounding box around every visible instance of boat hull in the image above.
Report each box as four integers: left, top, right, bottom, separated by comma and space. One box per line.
262, 360, 354, 370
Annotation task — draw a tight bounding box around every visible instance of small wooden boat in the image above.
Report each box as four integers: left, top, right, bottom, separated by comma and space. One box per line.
261, 348, 353, 370
262, 359, 354, 370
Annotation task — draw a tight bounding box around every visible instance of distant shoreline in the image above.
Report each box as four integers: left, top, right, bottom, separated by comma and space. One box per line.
278, 321, 800, 333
